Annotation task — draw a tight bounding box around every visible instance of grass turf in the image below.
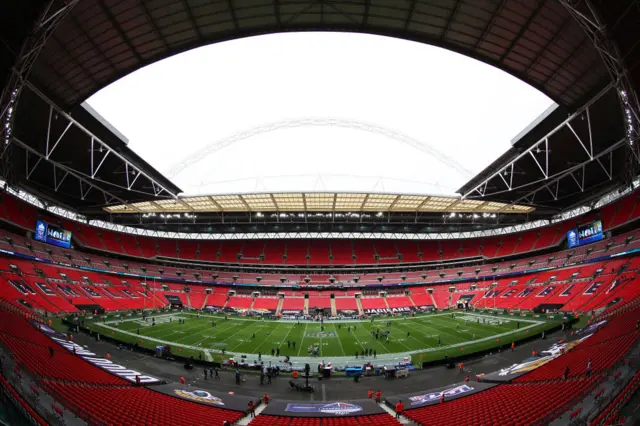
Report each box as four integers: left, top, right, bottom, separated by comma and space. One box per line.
84, 311, 562, 365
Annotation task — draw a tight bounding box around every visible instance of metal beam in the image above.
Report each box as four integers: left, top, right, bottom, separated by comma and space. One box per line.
23, 81, 180, 199
404, 0, 418, 33
0, 0, 79, 179
98, 0, 143, 62
499, 0, 546, 63
513, 137, 628, 204
462, 83, 613, 199
560, 0, 640, 153
13, 136, 137, 209
227, 0, 239, 30
12, 136, 156, 204
138, 0, 170, 51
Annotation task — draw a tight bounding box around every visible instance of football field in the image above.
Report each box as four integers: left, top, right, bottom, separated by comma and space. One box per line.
90, 311, 560, 365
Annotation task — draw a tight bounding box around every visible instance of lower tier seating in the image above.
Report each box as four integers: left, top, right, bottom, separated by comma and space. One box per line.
404, 376, 600, 426
42, 381, 244, 426
248, 414, 401, 426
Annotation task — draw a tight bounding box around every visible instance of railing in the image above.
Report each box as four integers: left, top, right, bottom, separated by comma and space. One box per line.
0, 344, 73, 426
583, 345, 640, 425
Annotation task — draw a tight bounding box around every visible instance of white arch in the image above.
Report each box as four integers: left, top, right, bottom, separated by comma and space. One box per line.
164, 117, 473, 179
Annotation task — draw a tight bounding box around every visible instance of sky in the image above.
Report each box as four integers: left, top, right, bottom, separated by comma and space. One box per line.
86, 32, 555, 197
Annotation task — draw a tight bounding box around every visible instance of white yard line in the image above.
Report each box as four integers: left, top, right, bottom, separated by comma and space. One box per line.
95, 312, 547, 361
332, 324, 348, 356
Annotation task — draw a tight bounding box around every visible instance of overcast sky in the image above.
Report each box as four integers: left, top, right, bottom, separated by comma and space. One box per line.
86, 32, 555, 196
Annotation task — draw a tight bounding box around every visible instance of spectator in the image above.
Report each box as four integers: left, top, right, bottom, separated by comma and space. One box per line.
459, 362, 464, 372
511, 342, 515, 352
586, 359, 592, 377
180, 376, 185, 385
563, 366, 569, 380
49, 346, 54, 358
248, 400, 255, 417
395, 400, 404, 419
440, 393, 445, 404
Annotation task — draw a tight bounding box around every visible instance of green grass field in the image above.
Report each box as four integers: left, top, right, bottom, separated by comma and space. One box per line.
84, 311, 562, 366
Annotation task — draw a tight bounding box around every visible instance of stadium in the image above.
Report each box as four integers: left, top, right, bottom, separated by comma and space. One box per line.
1, 0, 640, 425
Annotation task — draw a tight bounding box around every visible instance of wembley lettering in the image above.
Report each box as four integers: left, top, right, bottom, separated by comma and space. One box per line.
364, 307, 412, 314
50, 336, 160, 384
584, 281, 602, 295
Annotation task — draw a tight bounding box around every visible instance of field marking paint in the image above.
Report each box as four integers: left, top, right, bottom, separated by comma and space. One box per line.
95, 313, 547, 361
296, 323, 308, 357
332, 323, 348, 356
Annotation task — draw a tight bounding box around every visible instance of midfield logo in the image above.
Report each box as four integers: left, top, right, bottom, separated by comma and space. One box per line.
304, 331, 337, 338
286, 402, 363, 415
174, 389, 224, 406
409, 385, 474, 406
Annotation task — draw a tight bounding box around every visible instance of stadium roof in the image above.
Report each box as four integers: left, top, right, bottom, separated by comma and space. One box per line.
2, 0, 640, 223
103, 192, 534, 214
29, 0, 608, 110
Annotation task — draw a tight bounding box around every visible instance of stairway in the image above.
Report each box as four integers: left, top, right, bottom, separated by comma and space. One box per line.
429, 292, 438, 309
249, 295, 257, 311
303, 298, 309, 315
383, 295, 390, 309
330, 298, 337, 316
356, 297, 364, 316
201, 292, 209, 310
185, 292, 193, 309
408, 293, 417, 309
276, 297, 284, 315
378, 402, 419, 425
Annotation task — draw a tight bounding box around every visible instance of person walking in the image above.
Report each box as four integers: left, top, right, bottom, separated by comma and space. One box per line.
395, 400, 404, 419
204, 368, 208, 380
459, 362, 464, 373
367, 389, 373, 399
248, 400, 256, 417
235, 369, 241, 385
375, 390, 382, 403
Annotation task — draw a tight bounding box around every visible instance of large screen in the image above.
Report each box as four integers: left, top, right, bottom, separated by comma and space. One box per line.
34, 221, 72, 249
567, 220, 604, 248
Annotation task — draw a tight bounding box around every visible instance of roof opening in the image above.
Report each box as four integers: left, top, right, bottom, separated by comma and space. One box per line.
87, 32, 556, 196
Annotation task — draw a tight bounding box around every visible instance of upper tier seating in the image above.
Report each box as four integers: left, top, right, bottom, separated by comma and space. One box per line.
2, 188, 639, 266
